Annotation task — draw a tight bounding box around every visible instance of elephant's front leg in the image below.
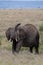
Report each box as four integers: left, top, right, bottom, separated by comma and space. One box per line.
16, 40, 22, 53
12, 40, 17, 53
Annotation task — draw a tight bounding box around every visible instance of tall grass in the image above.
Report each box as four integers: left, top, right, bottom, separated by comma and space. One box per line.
39, 23, 43, 52
39, 23, 43, 31
39, 32, 43, 52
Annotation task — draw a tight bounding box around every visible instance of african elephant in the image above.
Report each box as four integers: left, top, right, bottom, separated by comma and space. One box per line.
14, 23, 39, 54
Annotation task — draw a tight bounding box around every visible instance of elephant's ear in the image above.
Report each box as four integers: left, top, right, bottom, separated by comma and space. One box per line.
5, 27, 11, 36
16, 28, 26, 41
15, 23, 21, 31
5, 27, 11, 41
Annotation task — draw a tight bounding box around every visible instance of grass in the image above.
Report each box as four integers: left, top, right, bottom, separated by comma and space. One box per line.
0, 9, 43, 65
0, 35, 12, 51
39, 23, 43, 31
39, 23, 43, 52
39, 32, 43, 53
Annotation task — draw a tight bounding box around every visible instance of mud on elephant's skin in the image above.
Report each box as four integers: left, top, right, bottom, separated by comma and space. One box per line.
14, 23, 40, 54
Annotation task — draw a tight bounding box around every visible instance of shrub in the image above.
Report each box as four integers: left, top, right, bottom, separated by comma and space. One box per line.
39, 23, 43, 31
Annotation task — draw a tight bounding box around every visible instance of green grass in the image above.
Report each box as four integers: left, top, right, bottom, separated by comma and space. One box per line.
39, 23, 43, 31
39, 32, 43, 53
0, 35, 12, 50
39, 23, 43, 53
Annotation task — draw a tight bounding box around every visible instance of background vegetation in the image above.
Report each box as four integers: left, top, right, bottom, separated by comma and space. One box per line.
0, 9, 43, 65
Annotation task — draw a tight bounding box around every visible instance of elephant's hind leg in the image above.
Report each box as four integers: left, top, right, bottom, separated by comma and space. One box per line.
35, 35, 39, 54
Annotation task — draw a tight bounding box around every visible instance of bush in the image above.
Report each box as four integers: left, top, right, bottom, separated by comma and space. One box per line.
39, 32, 43, 53
39, 23, 43, 31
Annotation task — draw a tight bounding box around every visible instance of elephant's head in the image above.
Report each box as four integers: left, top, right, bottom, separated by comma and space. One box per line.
6, 27, 11, 41
5, 23, 21, 42
6, 27, 16, 42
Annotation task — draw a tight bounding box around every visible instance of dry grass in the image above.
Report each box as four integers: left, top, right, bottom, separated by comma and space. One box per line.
0, 9, 43, 65
0, 49, 43, 65
0, 9, 43, 35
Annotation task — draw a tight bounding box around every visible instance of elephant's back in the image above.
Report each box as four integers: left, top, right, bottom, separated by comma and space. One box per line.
23, 24, 39, 43
23, 24, 38, 34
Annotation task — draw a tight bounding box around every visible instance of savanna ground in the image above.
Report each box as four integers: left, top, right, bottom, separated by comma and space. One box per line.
0, 9, 43, 65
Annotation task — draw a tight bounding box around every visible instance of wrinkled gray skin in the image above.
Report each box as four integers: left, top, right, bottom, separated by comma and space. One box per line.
14, 23, 39, 54
6, 23, 39, 54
